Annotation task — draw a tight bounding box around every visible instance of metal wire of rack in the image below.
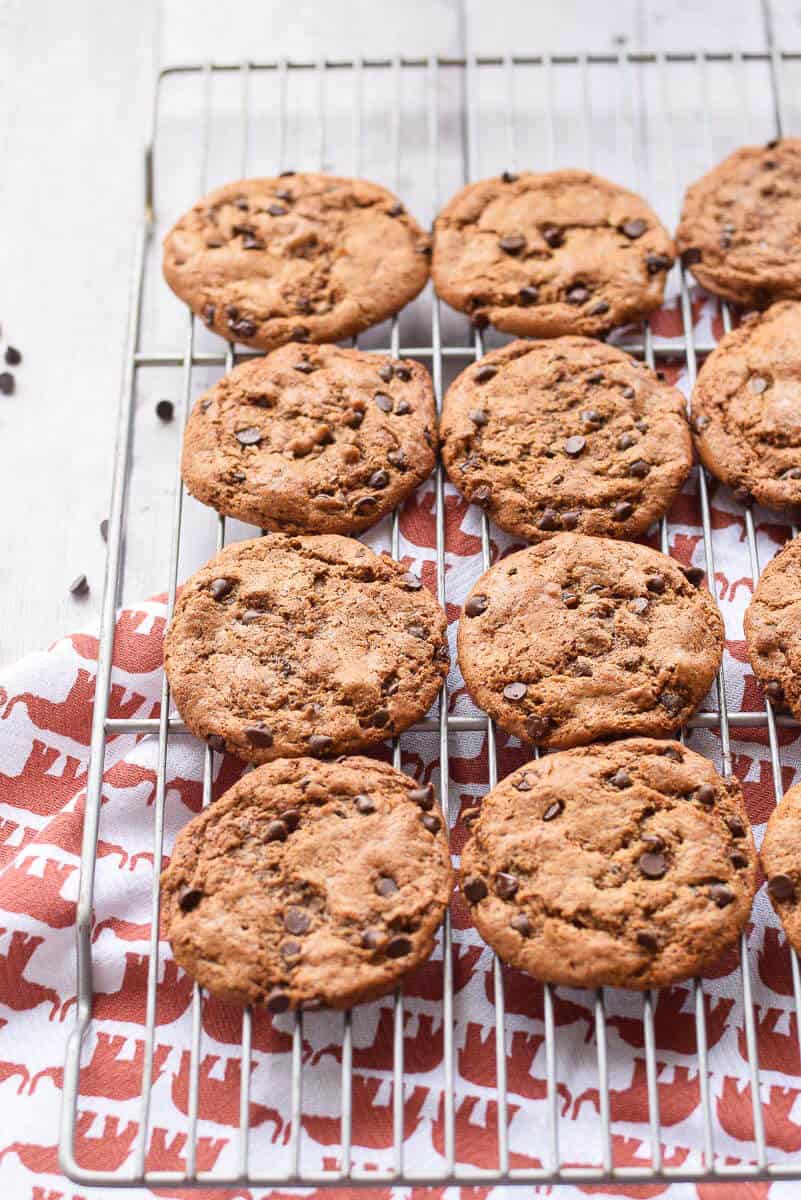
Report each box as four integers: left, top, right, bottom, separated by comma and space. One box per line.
60, 50, 801, 1188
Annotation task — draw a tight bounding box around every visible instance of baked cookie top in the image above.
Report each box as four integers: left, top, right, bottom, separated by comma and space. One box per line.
761, 781, 801, 953
744, 533, 801, 720
441, 337, 692, 541
691, 302, 801, 513
181, 344, 438, 534
163, 173, 430, 351
164, 534, 449, 762
677, 139, 801, 306
161, 756, 454, 1009
460, 739, 756, 990
432, 169, 674, 337
457, 533, 724, 749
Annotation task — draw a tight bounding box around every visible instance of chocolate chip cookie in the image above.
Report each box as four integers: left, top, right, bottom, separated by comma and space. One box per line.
690, 302, 801, 513
164, 534, 449, 762
441, 337, 692, 541
677, 139, 801, 307
744, 534, 801, 719
461, 739, 756, 989
181, 345, 438, 534
458, 533, 723, 748
761, 782, 801, 952
161, 756, 454, 1009
432, 169, 674, 337
163, 174, 430, 351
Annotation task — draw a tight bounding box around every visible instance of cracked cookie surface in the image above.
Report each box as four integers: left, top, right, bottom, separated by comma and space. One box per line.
677, 138, 801, 306
760, 781, 801, 953
164, 534, 449, 762
441, 337, 692, 541
432, 169, 674, 337
457, 533, 724, 748
163, 173, 430, 351
690, 302, 801, 514
161, 756, 454, 1009
181, 344, 438, 534
744, 534, 801, 720
461, 738, 756, 989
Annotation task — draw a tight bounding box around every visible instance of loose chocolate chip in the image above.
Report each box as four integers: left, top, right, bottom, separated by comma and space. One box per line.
355, 794, 376, 814
388, 202, 405, 217
179, 888, 203, 912
637, 931, 658, 952
368, 469, 390, 490
210, 577, 233, 600
469, 408, 488, 426
543, 799, 563, 821
526, 714, 550, 741
472, 484, 492, 507
613, 501, 633, 521
749, 375, 768, 395
463, 875, 488, 903
659, 691, 683, 716
100, 518, 109, 542
376, 875, 399, 897
629, 458, 651, 478
646, 254, 672, 274
567, 285, 590, 305
609, 769, 632, 789
267, 989, 290, 1014
374, 392, 393, 413
308, 734, 334, 755
207, 734, 226, 753
3, 346, 21, 368
695, 784, 716, 807
503, 681, 528, 701
281, 940, 302, 959
69, 574, 89, 596
621, 218, 647, 239
284, 907, 310, 935
682, 248, 702, 266
511, 913, 532, 936
0, 372, 15, 395
501, 170, 518, 183
769, 874, 795, 901
709, 884, 734, 908
537, 509, 562, 531
387, 935, 412, 957
236, 426, 262, 446
282, 809, 301, 831
246, 725, 274, 748
564, 435, 586, 457
630, 597, 649, 615
495, 872, 519, 899
465, 593, 489, 618
155, 399, 174, 422
266, 819, 289, 842
581, 408, 604, 429
474, 365, 497, 384
499, 234, 526, 255
589, 300, 610, 316
422, 812, 441, 833
543, 226, 563, 248
647, 574, 666, 594
765, 680, 784, 703
519, 285, 539, 305
639, 851, 667, 879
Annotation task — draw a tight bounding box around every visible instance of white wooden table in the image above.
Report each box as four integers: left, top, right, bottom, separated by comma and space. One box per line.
0, 0, 794, 665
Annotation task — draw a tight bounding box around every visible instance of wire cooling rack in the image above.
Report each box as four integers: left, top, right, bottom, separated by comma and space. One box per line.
60, 51, 801, 1188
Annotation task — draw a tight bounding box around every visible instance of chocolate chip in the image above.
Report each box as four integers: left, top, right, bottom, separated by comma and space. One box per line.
230, 317, 257, 338
388, 202, 404, 217
282, 809, 301, 831
236, 426, 262, 446
463, 875, 488, 903
202, 303, 216, 325
281, 940, 302, 959
526, 714, 550, 741
663, 746, 683, 762
726, 816, 746, 838
472, 312, 489, 330
275, 188, 293, 201
368, 469, 389, 490
472, 484, 492, 507
495, 872, 519, 899
581, 408, 604, 429
613, 501, 633, 521
709, 884, 734, 908
562, 511, 580, 530
537, 509, 561, 531
155, 399, 174, 422
374, 392, 393, 413
503, 681, 528, 701
630, 597, 649, 615
355, 794, 376, 814
285, 907, 310, 935
295, 298, 312, 314
361, 929, 381, 950
501, 170, 519, 183
266, 819, 288, 842
267, 989, 290, 1014
621, 386, 636, 400
514, 776, 531, 792
609, 769, 631, 789
682, 248, 702, 265
519, 285, 539, 304
564, 435, 586, 457
0, 372, 15, 395
749, 375, 768, 394
659, 691, 683, 716
681, 566, 705, 586
100, 519, 109, 542
639, 851, 667, 878
179, 888, 203, 912
647, 574, 666, 594
469, 408, 488, 426
387, 935, 412, 958
637, 931, 658, 952
69, 574, 89, 596
463, 805, 480, 825
267, 202, 287, 216
5, 346, 22, 366
621, 218, 647, 239
474, 365, 497, 384
765, 680, 784, 703
210, 577, 233, 600
241, 608, 264, 623
543, 226, 563, 248
646, 254, 672, 274
589, 299, 610, 316
377, 365, 394, 384
465, 593, 488, 618
407, 624, 427, 640
733, 485, 753, 506
695, 784, 716, 807
293, 361, 317, 374
617, 432, 636, 451
207, 734, 226, 753
246, 725, 274, 748
409, 783, 435, 809
387, 449, 408, 470
769, 874, 795, 901
308, 734, 334, 755
730, 852, 750, 870
376, 875, 399, 897
781, 467, 801, 480
353, 495, 378, 515
543, 800, 563, 821
567, 285, 590, 305
395, 365, 412, 382
628, 458, 651, 478
511, 913, 531, 936
635, 418, 649, 433
422, 812, 441, 833
396, 399, 412, 415
499, 234, 526, 255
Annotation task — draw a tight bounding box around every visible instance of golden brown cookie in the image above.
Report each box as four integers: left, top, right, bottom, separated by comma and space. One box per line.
461, 739, 757, 990
457, 533, 724, 748
163, 174, 430, 351
432, 169, 674, 337
744, 534, 801, 718
677, 139, 801, 306
181, 345, 437, 534
690, 302, 801, 513
164, 534, 449, 763
441, 337, 692, 541
761, 782, 801, 952
161, 756, 454, 1009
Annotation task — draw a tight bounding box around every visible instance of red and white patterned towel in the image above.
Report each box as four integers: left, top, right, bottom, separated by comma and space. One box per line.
1, 297, 801, 1200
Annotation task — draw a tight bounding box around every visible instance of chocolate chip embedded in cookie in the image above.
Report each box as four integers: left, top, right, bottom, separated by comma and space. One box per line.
441, 337, 692, 540
164, 534, 449, 762
161, 756, 454, 1008
181, 344, 438, 534
163, 174, 430, 351
761, 781, 801, 952
744, 534, 801, 719
460, 738, 757, 989
677, 139, 801, 306
432, 169, 674, 337
690, 302, 801, 513
457, 533, 724, 748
